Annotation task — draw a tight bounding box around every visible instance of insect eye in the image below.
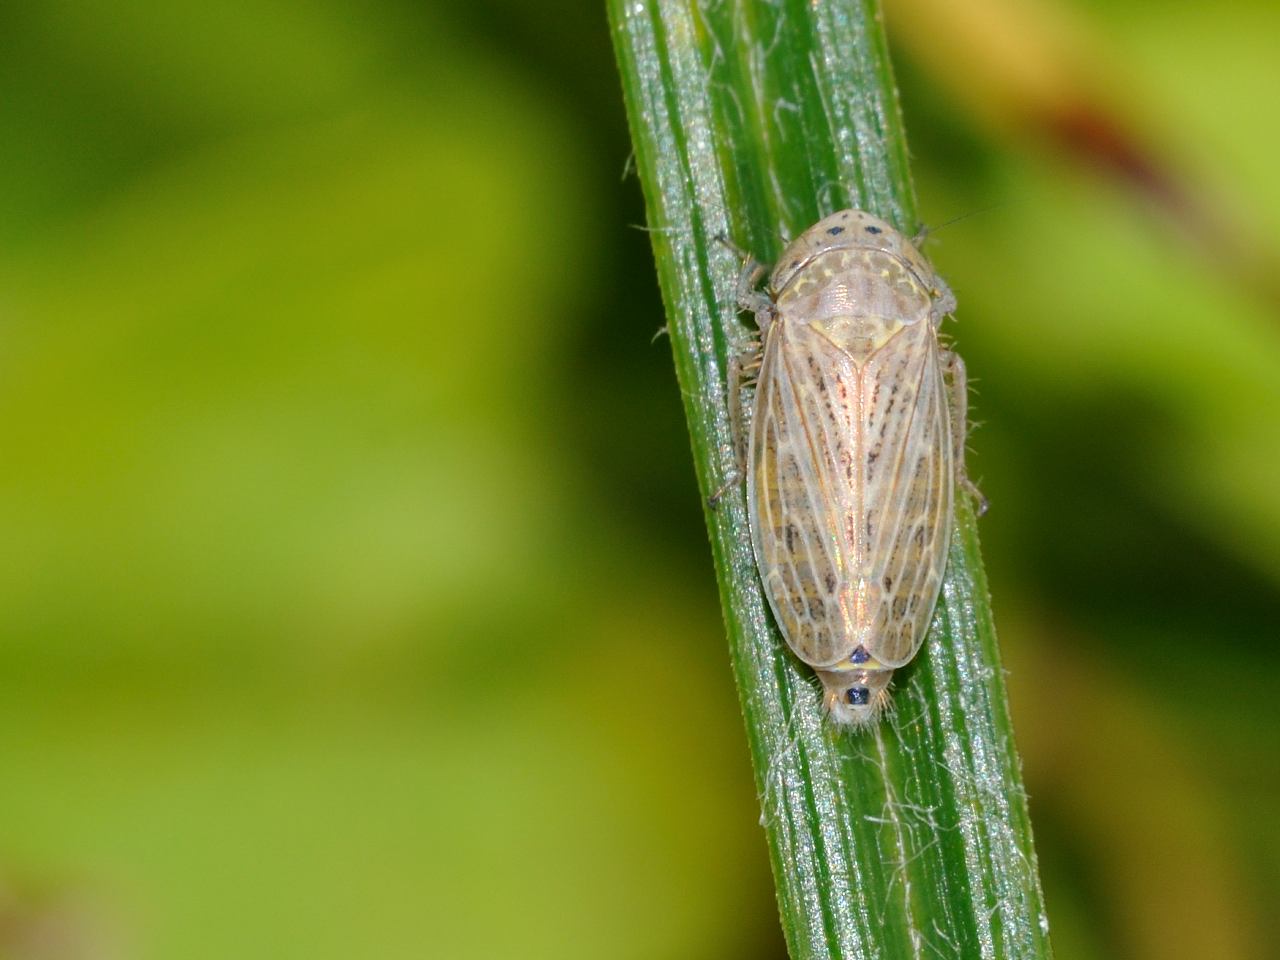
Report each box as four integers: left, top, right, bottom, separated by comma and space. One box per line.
849, 646, 870, 664
845, 687, 870, 706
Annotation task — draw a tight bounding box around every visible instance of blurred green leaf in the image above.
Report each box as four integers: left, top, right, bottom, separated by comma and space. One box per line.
0, 11, 766, 957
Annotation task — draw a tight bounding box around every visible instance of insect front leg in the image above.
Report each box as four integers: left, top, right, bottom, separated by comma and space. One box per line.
941, 349, 989, 516
932, 277, 957, 320
714, 233, 777, 334
735, 260, 775, 332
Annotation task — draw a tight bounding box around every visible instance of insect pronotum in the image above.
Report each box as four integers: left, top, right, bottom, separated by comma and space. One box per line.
729, 209, 976, 727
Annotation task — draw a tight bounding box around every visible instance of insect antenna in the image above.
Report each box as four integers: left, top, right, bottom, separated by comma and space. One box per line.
912, 203, 1003, 247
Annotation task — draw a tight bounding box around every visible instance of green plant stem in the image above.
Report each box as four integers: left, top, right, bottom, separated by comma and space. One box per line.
609, 1, 1053, 958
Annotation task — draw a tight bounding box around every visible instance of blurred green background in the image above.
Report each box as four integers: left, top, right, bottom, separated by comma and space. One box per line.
0, 1, 1276, 958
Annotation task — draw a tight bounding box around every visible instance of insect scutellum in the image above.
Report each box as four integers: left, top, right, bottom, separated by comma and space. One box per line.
731, 208, 971, 729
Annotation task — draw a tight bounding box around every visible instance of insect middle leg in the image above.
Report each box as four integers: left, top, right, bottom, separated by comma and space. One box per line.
708, 333, 763, 507
941, 349, 989, 516
708, 243, 773, 508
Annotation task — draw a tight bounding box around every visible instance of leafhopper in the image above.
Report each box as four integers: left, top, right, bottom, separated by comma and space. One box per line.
731, 210, 975, 727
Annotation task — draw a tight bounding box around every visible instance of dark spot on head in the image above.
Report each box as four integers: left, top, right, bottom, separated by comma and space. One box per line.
846, 686, 870, 706
865, 225, 882, 235
850, 646, 870, 664
827, 226, 844, 235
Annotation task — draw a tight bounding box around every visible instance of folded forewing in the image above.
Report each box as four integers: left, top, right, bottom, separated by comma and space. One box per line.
748, 319, 861, 668
860, 322, 953, 666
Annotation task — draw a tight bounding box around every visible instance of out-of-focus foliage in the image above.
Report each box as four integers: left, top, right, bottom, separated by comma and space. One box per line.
0, 2, 1275, 959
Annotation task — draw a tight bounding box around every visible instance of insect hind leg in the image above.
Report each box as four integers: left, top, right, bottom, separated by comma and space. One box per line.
941, 349, 988, 516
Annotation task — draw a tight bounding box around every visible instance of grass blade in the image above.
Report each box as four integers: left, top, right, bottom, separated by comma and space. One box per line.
608, 2, 1053, 958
